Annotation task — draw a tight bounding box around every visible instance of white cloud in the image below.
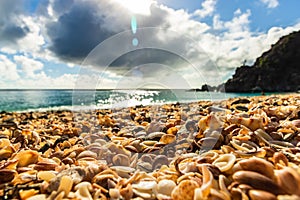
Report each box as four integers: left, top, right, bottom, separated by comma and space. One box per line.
1, 16, 45, 56
193, 0, 217, 18
17, 16, 45, 54
14, 55, 44, 78
1, 72, 78, 89
260, 0, 279, 8
213, 9, 251, 33
0, 54, 19, 80
114, 0, 153, 15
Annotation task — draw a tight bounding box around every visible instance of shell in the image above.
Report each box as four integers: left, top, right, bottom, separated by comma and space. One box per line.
230, 139, 259, 152
109, 188, 120, 199
212, 154, 236, 172
236, 157, 275, 180
112, 154, 130, 166
15, 150, 39, 167
153, 155, 169, 170
233, 170, 285, 195
198, 113, 223, 133
0, 150, 11, 161
197, 164, 214, 199
209, 188, 231, 200
277, 195, 300, 200
157, 179, 176, 196
57, 175, 73, 197
275, 167, 300, 196
19, 189, 39, 200
26, 194, 47, 200
137, 161, 153, 172
159, 134, 176, 144
110, 166, 135, 178
227, 115, 267, 131
74, 182, 93, 200
249, 190, 277, 200
132, 180, 158, 199
254, 129, 273, 143
0, 138, 11, 148
37, 171, 57, 182
77, 150, 98, 160
218, 175, 231, 198
34, 159, 59, 171
0, 169, 17, 184
273, 152, 289, 168
171, 179, 199, 200
147, 132, 165, 140
47, 167, 85, 193
119, 183, 133, 199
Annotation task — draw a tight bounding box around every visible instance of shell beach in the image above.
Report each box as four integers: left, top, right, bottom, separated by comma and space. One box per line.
1, 94, 300, 200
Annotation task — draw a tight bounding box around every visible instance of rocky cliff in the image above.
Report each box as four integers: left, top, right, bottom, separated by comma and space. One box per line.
225, 30, 300, 92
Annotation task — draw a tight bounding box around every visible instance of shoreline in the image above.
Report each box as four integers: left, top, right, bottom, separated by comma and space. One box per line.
0, 91, 290, 114
1, 93, 300, 199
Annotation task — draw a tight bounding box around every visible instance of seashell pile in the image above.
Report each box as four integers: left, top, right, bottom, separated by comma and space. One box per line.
0, 94, 300, 199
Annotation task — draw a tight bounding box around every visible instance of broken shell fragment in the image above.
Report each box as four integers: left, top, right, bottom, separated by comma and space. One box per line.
74, 182, 93, 200
57, 175, 73, 197
15, 150, 39, 167
275, 167, 300, 196
237, 157, 275, 179
171, 179, 199, 200
249, 190, 277, 200
157, 179, 176, 196
26, 194, 47, 200
112, 154, 130, 166
212, 153, 236, 172
132, 180, 158, 199
19, 189, 39, 200
159, 134, 176, 144
37, 170, 56, 182
233, 170, 285, 195
0, 169, 17, 184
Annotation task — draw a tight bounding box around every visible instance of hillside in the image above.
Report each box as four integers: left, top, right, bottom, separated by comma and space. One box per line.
225, 30, 300, 92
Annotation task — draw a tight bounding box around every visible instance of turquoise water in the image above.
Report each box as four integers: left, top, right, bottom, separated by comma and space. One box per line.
0, 89, 265, 112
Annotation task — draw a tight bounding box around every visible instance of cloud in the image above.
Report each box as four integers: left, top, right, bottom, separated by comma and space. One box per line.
46, 1, 113, 61
260, 0, 279, 8
45, 0, 169, 62
14, 55, 44, 78
17, 72, 77, 89
0, 1, 29, 45
193, 0, 217, 18
213, 9, 251, 33
0, 8, 45, 57
0, 54, 19, 81
0, 70, 78, 89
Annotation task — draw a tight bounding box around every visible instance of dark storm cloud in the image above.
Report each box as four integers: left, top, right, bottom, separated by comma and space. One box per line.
45, 0, 170, 63
110, 48, 187, 73
0, 0, 29, 44
0, 25, 29, 42
52, 0, 75, 14
46, 1, 114, 61
36, 0, 74, 17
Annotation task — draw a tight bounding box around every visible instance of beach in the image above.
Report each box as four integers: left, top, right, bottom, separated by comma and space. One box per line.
1, 93, 300, 199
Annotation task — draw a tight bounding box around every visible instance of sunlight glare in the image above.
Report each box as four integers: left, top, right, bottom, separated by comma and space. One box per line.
116, 0, 152, 15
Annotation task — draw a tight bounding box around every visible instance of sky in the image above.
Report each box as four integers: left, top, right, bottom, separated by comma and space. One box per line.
0, 0, 299, 89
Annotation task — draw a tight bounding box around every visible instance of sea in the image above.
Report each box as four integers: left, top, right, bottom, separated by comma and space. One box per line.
0, 89, 268, 112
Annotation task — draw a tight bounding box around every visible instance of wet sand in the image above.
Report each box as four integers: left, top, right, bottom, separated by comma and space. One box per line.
1, 94, 300, 199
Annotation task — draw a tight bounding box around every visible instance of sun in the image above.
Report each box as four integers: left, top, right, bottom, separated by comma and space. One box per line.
116, 0, 153, 15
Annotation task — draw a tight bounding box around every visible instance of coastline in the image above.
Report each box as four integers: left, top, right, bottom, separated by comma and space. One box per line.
0, 89, 287, 113
1, 93, 300, 199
